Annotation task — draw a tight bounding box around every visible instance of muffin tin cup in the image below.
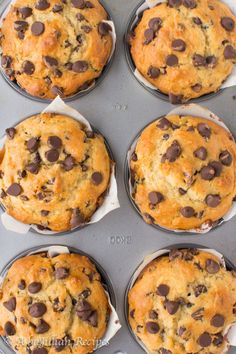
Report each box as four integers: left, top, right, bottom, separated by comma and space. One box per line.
124, 0, 236, 104
125, 103, 236, 235
124, 244, 236, 354
0, 0, 116, 103
0, 244, 121, 354
0, 97, 120, 235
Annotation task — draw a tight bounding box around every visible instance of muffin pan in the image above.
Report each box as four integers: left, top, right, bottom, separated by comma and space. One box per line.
0, 0, 236, 353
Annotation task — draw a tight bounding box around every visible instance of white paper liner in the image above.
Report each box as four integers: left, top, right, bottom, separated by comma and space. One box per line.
0, 97, 120, 234
128, 247, 236, 353
127, 103, 236, 234
131, 0, 236, 95
0, 2, 116, 95
0, 245, 121, 353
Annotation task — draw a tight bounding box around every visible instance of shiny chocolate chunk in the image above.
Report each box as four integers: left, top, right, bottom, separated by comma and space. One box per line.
205, 194, 221, 207
166, 54, 178, 66
98, 22, 112, 35
205, 259, 220, 273
146, 321, 159, 334
165, 300, 179, 315
157, 284, 169, 296
6, 127, 16, 139
172, 39, 186, 51
91, 172, 103, 185
22, 60, 35, 75
45, 149, 59, 162
198, 332, 212, 347
70, 208, 85, 229
221, 17, 235, 31
72, 60, 88, 72
4, 322, 16, 336
29, 303, 47, 318
35, 0, 50, 10
3, 297, 16, 312
7, 183, 22, 196
19, 7, 32, 18
219, 150, 232, 166
27, 137, 39, 152
197, 123, 211, 138
180, 206, 195, 218
148, 191, 164, 205
147, 66, 160, 78
28, 282, 42, 294
36, 319, 50, 333
31, 21, 45, 36
194, 147, 207, 160
211, 314, 224, 327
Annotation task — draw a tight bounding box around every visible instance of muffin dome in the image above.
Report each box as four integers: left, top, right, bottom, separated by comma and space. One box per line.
0, 0, 113, 99
0, 252, 110, 354
128, 249, 236, 354
130, 114, 236, 231
130, 0, 236, 103
0, 113, 111, 232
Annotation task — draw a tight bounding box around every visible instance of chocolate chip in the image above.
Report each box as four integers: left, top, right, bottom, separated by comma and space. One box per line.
198, 332, 212, 347
194, 284, 207, 297
146, 321, 159, 334
54, 69, 62, 77
197, 123, 211, 138
219, 150, 232, 166
91, 172, 103, 185
79, 288, 91, 299
3, 297, 16, 312
28, 282, 42, 294
18, 280, 26, 290
131, 152, 137, 162
71, 0, 85, 8
211, 314, 224, 327
32, 348, 48, 354
168, 0, 182, 7
165, 300, 179, 315
19, 7, 32, 18
172, 39, 186, 52
169, 249, 183, 260
180, 206, 195, 218
7, 183, 22, 196
157, 284, 169, 296
149, 310, 158, 319
55, 267, 69, 279
178, 327, 186, 336
160, 349, 172, 354
205, 259, 220, 274
166, 54, 178, 66
82, 25, 92, 33
4, 322, 16, 336
85, 1, 94, 7
200, 165, 215, 180
1, 55, 12, 68
51, 86, 64, 96
224, 45, 236, 59
25, 162, 40, 174
35, 0, 50, 10
168, 93, 183, 104
147, 66, 160, 78
34, 152, 41, 164
213, 333, 224, 347
22, 60, 35, 75
221, 17, 235, 31
194, 147, 207, 160
205, 194, 221, 208
36, 319, 50, 334
43, 56, 58, 68
165, 140, 182, 162
70, 208, 85, 229
206, 55, 217, 68
47, 136, 62, 149
157, 117, 172, 130
62, 155, 75, 171
76, 13, 85, 21
149, 17, 162, 31
98, 22, 111, 36
6, 127, 16, 139
87, 310, 98, 327
31, 22, 45, 36
148, 191, 164, 205
41, 210, 49, 216
27, 137, 39, 152
14, 20, 28, 31
144, 29, 154, 44
193, 17, 202, 25
183, 0, 196, 7
72, 60, 88, 73
29, 303, 47, 318
45, 149, 59, 162
191, 83, 202, 92
179, 188, 186, 195
209, 161, 222, 177
193, 54, 206, 67
52, 4, 63, 12
76, 300, 93, 320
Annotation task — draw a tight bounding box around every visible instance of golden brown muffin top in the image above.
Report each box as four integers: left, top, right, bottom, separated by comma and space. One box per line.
0, 113, 111, 232
0, 253, 110, 354
0, 0, 113, 99
130, 114, 236, 231
128, 248, 236, 354
130, 0, 236, 103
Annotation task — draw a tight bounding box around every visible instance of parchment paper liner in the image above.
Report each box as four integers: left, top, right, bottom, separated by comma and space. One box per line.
126, 246, 236, 354
0, 245, 121, 353
0, 1, 116, 101
0, 96, 120, 234
127, 103, 236, 234
127, 0, 236, 99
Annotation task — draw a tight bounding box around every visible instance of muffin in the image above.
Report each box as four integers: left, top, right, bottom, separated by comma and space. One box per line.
0, 252, 111, 354
130, 0, 236, 103
129, 114, 236, 231
0, 0, 113, 99
128, 248, 236, 354
0, 113, 111, 232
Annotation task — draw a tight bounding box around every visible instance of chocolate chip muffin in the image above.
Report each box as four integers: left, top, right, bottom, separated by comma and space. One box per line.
130, 0, 236, 103
129, 114, 236, 231
128, 248, 236, 354
0, 0, 113, 99
0, 252, 111, 354
0, 113, 111, 232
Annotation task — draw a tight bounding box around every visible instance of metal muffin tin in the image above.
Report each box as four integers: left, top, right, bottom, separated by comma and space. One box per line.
0, 244, 116, 353
123, 0, 223, 104
0, 0, 115, 103
0, 0, 236, 353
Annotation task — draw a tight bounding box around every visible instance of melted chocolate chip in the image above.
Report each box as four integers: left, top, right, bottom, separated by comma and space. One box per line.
168, 93, 183, 104
219, 150, 232, 166
191, 83, 202, 92
179, 188, 187, 195
205, 259, 220, 274
28, 282, 42, 294
144, 29, 155, 44
7, 183, 22, 196
1, 55, 12, 68
206, 55, 217, 68
193, 54, 206, 67
27, 137, 39, 152
164, 140, 182, 162
72, 60, 88, 73
26, 162, 40, 174
18, 280, 26, 290
70, 208, 85, 229
168, 0, 182, 7
14, 20, 28, 31
3, 297, 16, 312
205, 194, 221, 208
193, 17, 202, 25
55, 267, 69, 279
183, 0, 196, 8
172, 39, 186, 51
98, 22, 111, 35
149, 17, 162, 31
22, 60, 35, 75
201, 165, 215, 180
208, 161, 222, 177
194, 284, 207, 297
72, 0, 85, 8
4, 322, 16, 336
31, 21, 45, 36
221, 17, 235, 31
180, 206, 195, 218
91, 172, 103, 185
6, 127, 16, 139
36, 319, 50, 334
165, 300, 179, 315
52, 4, 63, 12
35, 0, 50, 10
45, 149, 59, 162
149, 310, 158, 319
213, 333, 224, 347
211, 314, 224, 327
197, 123, 211, 138
29, 303, 47, 318
157, 284, 169, 296
157, 117, 172, 130
224, 45, 236, 59
43, 56, 58, 68
198, 332, 212, 347
62, 155, 75, 171
41, 210, 49, 216
32, 348, 48, 354
51, 85, 64, 96
48, 136, 62, 149
166, 54, 178, 66
146, 321, 159, 334
148, 191, 164, 205
19, 7, 32, 18
147, 66, 160, 78
194, 147, 207, 160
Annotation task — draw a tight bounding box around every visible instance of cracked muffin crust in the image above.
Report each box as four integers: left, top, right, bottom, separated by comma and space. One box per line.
0, 0, 113, 99
0, 113, 111, 232
130, 0, 236, 103
0, 252, 111, 354
128, 248, 236, 354
129, 114, 236, 231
